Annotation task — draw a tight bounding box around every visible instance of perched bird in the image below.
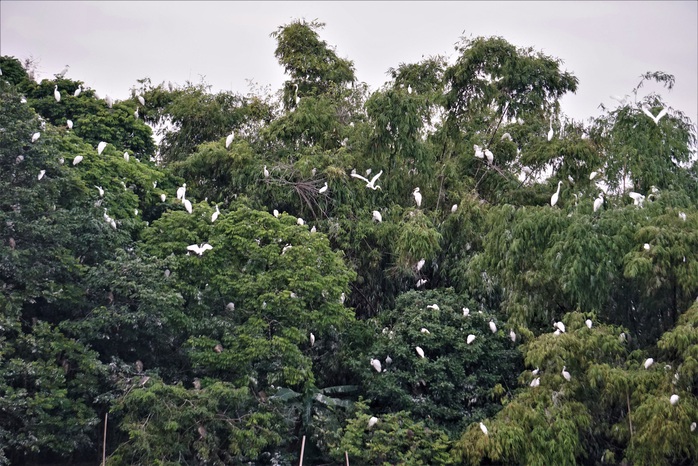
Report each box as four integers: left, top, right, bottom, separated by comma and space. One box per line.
426, 304, 440, 311
211, 205, 220, 223
160, 194, 166, 202
679, 212, 686, 221
670, 394, 679, 406
385, 356, 392, 365
467, 334, 476, 344
273, 209, 279, 218
297, 217, 305, 226
642, 106, 667, 125
484, 149, 494, 164
95, 186, 104, 197
123, 151, 130, 162
370, 358, 382, 373
351, 170, 383, 190
372, 210, 382, 222
263, 165, 269, 178
225, 131, 234, 148
54, 85, 61, 102
532, 368, 540, 376
416, 278, 427, 287
474, 144, 484, 159
319, 182, 328, 194
479, 422, 488, 436
509, 330, 516, 342
137, 94, 145, 106
562, 366, 571, 381
489, 320, 497, 333
589, 171, 598, 181
368, 416, 379, 429
451, 204, 458, 213
105, 95, 113, 108
97, 141, 107, 155
554, 321, 566, 333
585, 319, 592, 329
176, 183, 187, 200
134, 107, 139, 119
629, 191, 645, 207
593, 193, 604, 213
187, 243, 213, 256
310, 333, 315, 347
547, 122, 554, 141
72, 155, 83, 165
500, 132, 512, 141
530, 377, 540, 387
38, 170, 46, 180
643, 358, 654, 369
407, 84, 412, 94
420, 328, 431, 335
413, 187, 422, 207
643, 243, 650, 251
73, 85, 82, 97
415, 346, 425, 358
67, 119, 73, 129
691, 422, 696, 432
183, 198, 193, 214
416, 258, 425, 271
462, 307, 470, 317
550, 181, 562, 207
32, 132, 40, 143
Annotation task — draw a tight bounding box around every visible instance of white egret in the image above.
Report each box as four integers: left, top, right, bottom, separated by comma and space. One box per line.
407, 84, 412, 94
186, 243, 213, 256
97, 141, 107, 155
451, 204, 458, 213
585, 319, 592, 329
670, 394, 679, 405
54, 85, 61, 102
416, 278, 427, 287
105, 95, 113, 108
273, 209, 279, 218
38, 170, 46, 180
547, 122, 554, 141
263, 165, 269, 178
351, 170, 383, 190
297, 218, 305, 226
160, 194, 166, 202
643, 243, 650, 251
368, 416, 379, 429
416, 258, 425, 271
372, 210, 382, 222
32, 132, 40, 143
95, 186, 104, 197
137, 94, 145, 106
310, 333, 315, 347
509, 330, 516, 342
134, 107, 139, 119
568, 175, 575, 184
413, 187, 422, 207
479, 422, 488, 436
532, 368, 540, 376
679, 212, 686, 221
462, 307, 470, 317
370, 358, 382, 373
489, 320, 497, 333
73, 85, 82, 97
473, 144, 484, 159
467, 334, 476, 344
530, 377, 540, 387
72, 155, 83, 165
211, 205, 220, 223
225, 131, 234, 148
589, 171, 598, 180
310, 226, 316, 233
554, 329, 561, 336
642, 106, 667, 125
628, 191, 645, 207
554, 321, 566, 333
691, 422, 696, 432
176, 183, 187, 200
501, 132, 512, 141
643, 358, 654, 369
593, 193, 604, 213
484, 148, 494, 164
426, 304, 440, 311
420, 328, 431, 335
319, 182, 328, 194
415, 346, 425, 358
562, 366, 571, 381
67, 119, 73, 129
550, 181, 562, 207
123, 151, 130, 162
183, 198, 193, 214
385, 355, 392, 365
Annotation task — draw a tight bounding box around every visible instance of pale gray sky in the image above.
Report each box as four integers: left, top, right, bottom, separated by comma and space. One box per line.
2, 1, 696, 125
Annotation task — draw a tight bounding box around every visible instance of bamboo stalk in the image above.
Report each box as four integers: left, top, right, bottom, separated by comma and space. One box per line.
102, 412, 108, 466
626, 388, 634, 446
298, 435, 306, 466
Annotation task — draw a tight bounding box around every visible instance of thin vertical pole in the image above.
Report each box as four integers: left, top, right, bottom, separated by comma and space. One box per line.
345, 451, 350, 466
102, 412, 108, 465
298, 435, 306, 466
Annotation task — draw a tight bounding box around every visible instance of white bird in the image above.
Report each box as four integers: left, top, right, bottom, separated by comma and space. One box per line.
416, 258, 425, 271
385, 355, 392, 365
176, 183, 187, 200
532, 368, 540, 376
407, 84, 412, 94
670, 394, 679, 406
416, 279, 427, 287
451, 204, 458, 213
72, 155, 83, 166
123, 152, 130, 162
550, 181, 562, 207
66, 119, 73, 129
281, 244, 292, 255
73, 85, 82, 97
484, 149, 494, 164
372, 210, 382, 222
105, 95, 113, 108
160, 194, 166, 202
32, 132, 40, 143
97, 141, 107, 155
643, 243, 650, 251
467, 334, 476, 344
225, 131, 234, 148
642, 106, 667, 125
263, 165, 269, 178
679, 212, 686, 221
415, 346, 425, 358
187, 243, 213, 256
473, 144, 484, 159
38, 170, 46, 180
413, 188, 422, 207
351, 170, 383, 190
593, 193, 604, 213
554, 321, 566, 333
426, 304, 440, 311
479, 422, 488, 436
54, 85, 61, 102
370, 358, 382, 373
628, 191, 645, 207
319, 182, 328, 194
509, 330, 516, 342
691, 422, 696, 432
310, 333, 315, 347
273, 209, 279, 218
489, 320, 497, 333
589, 171, 598, 181
554, 329, 561, 336
462, 307, 470, 317
500, 132, 512, 141
183, 198, 193, 214
561, 366, 571, 381
297, 218, 305, 226
211, 205, 220, 223
547, 123, 554, 141
134, 107, 139, 119
585, 319, 592, 329
420, 328, 431, 334
95, 186, 104, 197
643, 358, 654, 369
368, 416, 379, 429
530, 377, 540, 387
137, 94, 145, 106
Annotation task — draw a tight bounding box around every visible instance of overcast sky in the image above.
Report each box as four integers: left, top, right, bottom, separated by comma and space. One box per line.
2, 1, 696, 125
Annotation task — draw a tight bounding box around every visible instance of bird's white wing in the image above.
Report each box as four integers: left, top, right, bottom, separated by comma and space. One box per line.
350, 173, 370, 183
369, 170, 383, 184
655, 108, 668, 122
186, 244, 200, 253
202, 244, 213, 252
